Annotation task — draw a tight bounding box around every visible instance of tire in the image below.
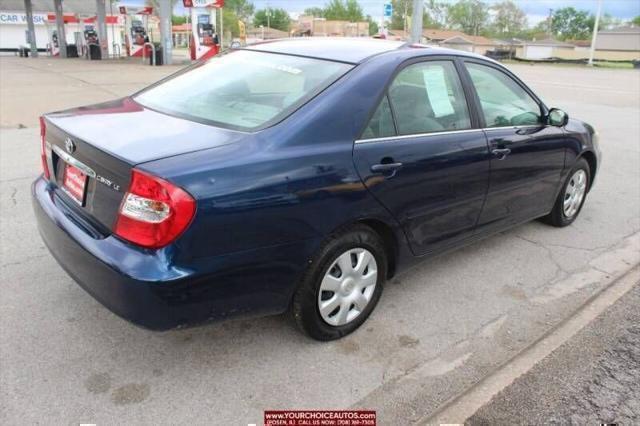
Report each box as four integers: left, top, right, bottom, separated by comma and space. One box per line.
292, 225, 387, 341
544, 158, 591, 227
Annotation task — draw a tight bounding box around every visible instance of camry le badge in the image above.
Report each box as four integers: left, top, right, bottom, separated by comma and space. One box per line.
64, 137, 75, 154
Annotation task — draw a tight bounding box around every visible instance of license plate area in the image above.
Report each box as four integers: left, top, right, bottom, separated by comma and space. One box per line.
61, 163, 87, 205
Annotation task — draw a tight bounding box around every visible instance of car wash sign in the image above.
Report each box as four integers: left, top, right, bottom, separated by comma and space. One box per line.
183, 0, 224, 7
0, 12, 47, 25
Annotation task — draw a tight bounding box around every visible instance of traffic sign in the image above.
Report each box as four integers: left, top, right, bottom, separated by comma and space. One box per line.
383, 3, 393, 18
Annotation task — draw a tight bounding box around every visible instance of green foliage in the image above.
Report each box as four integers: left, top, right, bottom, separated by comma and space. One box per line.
390, 0, 411, 30
446, 0, 489, 36
304, 7, 325, 18
389, 0, 440, 31
425, 0, 448, 28
171, 15, 186, 25
253, 8, 291, 32
222, 8, 240, 37
551, 7, 594, 40
323, 0, 346, 20
633, 16, 640, 26
490, 0, 527, 36
367, 15, 379, 35
323, 0, 364, 22
224, 0, 255, 22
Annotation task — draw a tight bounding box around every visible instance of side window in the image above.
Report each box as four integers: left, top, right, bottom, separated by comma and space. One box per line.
466, 63, 542, 127
388, 61, 471, 135
362, 96, 396, 139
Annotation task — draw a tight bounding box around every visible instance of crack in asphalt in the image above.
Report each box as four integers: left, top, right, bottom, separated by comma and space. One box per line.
1, 253, 48, 268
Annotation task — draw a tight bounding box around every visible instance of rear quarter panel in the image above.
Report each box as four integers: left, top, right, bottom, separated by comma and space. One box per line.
141, 54, 407, 265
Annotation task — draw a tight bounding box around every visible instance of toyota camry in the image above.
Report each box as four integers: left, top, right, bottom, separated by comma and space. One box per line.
32, 38, 600, 340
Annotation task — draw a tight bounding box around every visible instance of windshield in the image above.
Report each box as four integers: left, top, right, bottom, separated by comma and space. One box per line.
135, 50, 353, 131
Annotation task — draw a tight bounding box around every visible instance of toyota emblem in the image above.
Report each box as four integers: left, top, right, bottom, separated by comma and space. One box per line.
64, 137, 75, 154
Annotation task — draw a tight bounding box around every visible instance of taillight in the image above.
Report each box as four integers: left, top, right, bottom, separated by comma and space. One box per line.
39, 116, 50, 180
114, 169, 196, 249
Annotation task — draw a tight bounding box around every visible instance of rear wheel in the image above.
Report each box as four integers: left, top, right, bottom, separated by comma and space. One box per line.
292, 225, 386, 341
544, 158, 590, 227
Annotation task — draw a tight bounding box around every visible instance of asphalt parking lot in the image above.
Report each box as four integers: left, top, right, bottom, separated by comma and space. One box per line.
1, 57, 639, 425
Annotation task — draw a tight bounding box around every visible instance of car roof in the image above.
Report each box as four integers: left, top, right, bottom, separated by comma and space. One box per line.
243, 38, 497, 65
245, 38, 408, 64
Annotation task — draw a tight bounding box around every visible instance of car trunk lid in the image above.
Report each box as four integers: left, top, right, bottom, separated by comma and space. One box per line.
43, 98, 245, 234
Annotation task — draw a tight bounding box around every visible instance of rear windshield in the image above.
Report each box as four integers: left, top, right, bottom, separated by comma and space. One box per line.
134, 50, 352, 131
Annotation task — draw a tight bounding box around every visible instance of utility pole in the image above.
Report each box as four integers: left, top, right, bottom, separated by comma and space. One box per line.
95, 0, 108, 59
220, 6, 223, 48
24, 0, 38, 57
547, 8, 553, 38
588, 0, 603, 66
403, 0, 408, 34
109, 0, 117, 57
53, 0, 67, 58
158, 0, 173, 64
410, 0, 423, 43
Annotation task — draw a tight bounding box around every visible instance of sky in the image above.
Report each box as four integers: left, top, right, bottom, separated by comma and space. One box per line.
127, 0, 640, 25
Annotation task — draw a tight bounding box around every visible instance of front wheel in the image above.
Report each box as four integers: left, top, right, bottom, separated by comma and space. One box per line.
544, 158, 590, 227
292, 225, 387, 341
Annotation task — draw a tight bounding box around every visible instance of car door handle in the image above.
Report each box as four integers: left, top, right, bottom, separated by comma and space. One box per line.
371, 162, 403, 173
491, 148, 511, 160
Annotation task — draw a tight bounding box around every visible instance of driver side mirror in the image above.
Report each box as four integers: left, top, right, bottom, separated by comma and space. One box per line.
548, 108, 569, 127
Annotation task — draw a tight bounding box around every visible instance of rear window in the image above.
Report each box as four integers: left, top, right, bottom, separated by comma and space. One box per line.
135, 50, 352, 131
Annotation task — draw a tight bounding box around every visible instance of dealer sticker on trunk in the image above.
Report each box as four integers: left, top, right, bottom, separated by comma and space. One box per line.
62, 164, 87, 205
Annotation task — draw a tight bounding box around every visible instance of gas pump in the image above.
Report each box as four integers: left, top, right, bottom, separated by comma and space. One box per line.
119, 6, 153, 57
185, 0, 223, 60
84, 26, 99, 45
50, 30, 59, 56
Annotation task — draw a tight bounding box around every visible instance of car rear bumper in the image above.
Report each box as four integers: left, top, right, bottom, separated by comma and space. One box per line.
32, 177, 316, 330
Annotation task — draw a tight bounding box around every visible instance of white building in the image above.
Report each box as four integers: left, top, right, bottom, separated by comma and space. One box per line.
0, 0, 124, 56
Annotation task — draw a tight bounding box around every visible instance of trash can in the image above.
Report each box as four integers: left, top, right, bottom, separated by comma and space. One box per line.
89, 44, 101, 60
149, 43, 163, 66
66, 44, 78, 58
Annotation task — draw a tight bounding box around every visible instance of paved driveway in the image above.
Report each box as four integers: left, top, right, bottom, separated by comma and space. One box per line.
1, 57, 639, 425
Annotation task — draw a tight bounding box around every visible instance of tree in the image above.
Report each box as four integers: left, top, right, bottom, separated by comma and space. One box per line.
344, 0, 364, 21
519, 21, 548, 41
253, 8, 291, 32
551, 7, 595, 40
491, 0, 526, 36
633, 16, 640, 26
323, 0, 364, 22
446, 0, 489, 36
367, 15, 379, 35
390, 0, 439, 31
225, 0, 255, 22
425, 0, 448, 28
323, 0, 347, 20
304, 7, 325, 18
222, 8, 240, 37
390, 0, 411, 31
171, 15, 186, 25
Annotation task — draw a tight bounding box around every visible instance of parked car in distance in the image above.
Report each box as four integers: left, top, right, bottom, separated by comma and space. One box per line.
32, 38, 601, 340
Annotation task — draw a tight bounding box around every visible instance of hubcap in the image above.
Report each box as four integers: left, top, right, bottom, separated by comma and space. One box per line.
318, 248, 378, 327
563, 169, 587, 218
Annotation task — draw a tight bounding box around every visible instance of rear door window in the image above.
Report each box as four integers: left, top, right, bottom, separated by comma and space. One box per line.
361, 96, 396, 139
388, 61, 471, 135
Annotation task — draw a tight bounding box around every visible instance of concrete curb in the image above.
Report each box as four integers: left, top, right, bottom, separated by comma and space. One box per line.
419, 260, 640, 425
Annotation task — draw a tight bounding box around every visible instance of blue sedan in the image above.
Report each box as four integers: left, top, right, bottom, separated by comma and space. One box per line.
32, 38, 600, 340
